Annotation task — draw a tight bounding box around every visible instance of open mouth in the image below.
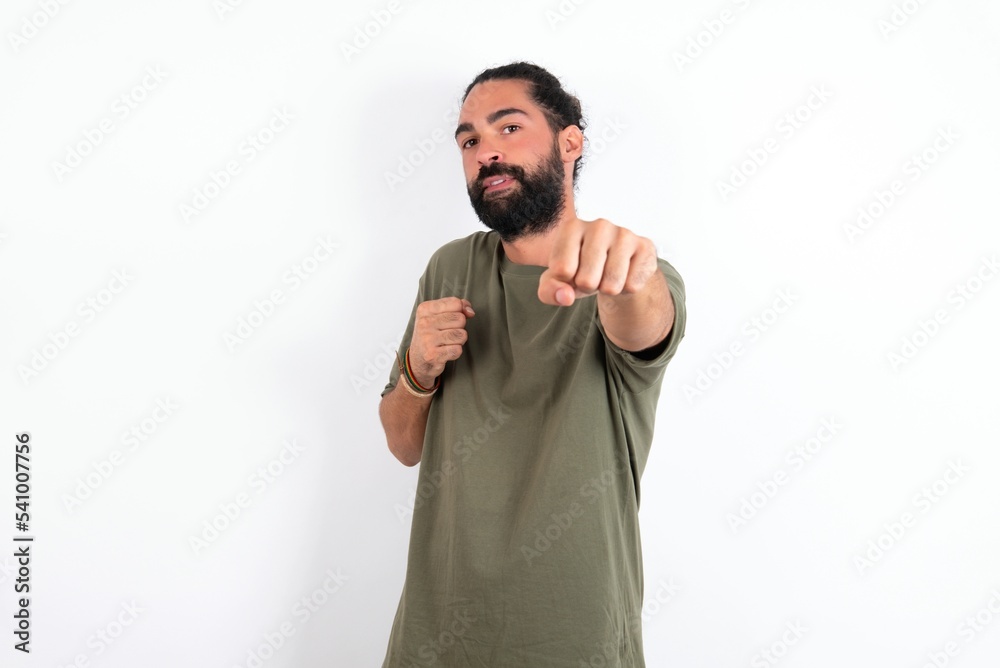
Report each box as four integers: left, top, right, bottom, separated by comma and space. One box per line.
482, 176, 516, 193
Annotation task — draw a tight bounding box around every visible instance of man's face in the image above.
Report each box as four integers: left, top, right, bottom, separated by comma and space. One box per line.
455, 79, 570, 242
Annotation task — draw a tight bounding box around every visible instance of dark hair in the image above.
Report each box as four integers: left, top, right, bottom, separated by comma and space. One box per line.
461, 61, 587, 186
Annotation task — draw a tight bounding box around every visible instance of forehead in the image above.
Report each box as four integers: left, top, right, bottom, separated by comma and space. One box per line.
458, 79, 538, 123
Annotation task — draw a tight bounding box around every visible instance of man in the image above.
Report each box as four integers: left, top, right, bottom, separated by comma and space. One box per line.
379, 61, 687, 667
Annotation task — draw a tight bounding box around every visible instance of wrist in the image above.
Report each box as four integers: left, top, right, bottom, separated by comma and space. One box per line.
398, 376, 436, 399
396, 348, 440, 396
410, 368, 438, 390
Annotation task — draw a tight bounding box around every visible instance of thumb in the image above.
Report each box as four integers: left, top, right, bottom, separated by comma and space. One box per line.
538, 270, 576, 307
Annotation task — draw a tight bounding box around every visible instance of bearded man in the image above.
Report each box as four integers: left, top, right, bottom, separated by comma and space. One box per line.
379, 61, 687, 667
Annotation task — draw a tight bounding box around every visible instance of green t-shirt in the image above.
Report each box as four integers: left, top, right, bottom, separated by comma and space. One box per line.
380, 230, 686, 667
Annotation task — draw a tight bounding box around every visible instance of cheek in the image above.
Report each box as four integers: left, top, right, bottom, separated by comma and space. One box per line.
508, 130, 538, 151
462, 153, 481, 179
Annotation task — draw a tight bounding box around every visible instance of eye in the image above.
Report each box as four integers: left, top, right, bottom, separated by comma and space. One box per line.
460, 125, 519, 150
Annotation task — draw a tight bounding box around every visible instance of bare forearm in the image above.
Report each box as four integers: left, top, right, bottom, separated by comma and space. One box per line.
379, 381, 432, 466
597, 267, 674, 352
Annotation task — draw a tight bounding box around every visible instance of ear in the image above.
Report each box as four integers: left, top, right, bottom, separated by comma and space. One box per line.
558, 125, 584, 164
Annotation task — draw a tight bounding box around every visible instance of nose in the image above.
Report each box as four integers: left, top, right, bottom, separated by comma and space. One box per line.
475, 136, 503, 167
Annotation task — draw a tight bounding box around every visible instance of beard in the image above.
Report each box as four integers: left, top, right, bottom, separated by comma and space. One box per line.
467, 140, 567, 243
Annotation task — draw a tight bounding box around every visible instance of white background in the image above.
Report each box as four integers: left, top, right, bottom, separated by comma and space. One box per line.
2, 0, 999, 666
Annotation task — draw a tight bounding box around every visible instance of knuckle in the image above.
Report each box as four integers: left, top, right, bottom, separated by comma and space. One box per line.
636, 260, 656, 283
622, 273, 645, 293
549, 260, 573, 279
575, 274, 600, 292
600, 272, 625, 293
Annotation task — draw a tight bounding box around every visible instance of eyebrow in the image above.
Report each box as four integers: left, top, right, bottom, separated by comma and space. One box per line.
454, 107, 529, 141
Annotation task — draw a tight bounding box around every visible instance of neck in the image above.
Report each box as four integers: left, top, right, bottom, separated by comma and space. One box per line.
500, 189, 577, 267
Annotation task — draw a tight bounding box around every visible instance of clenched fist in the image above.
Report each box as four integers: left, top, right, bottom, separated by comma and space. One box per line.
538, 217, 658, 307
408, 297, 476, 388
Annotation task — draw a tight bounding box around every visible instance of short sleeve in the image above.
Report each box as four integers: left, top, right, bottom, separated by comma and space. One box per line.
595, 257, 687, 394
